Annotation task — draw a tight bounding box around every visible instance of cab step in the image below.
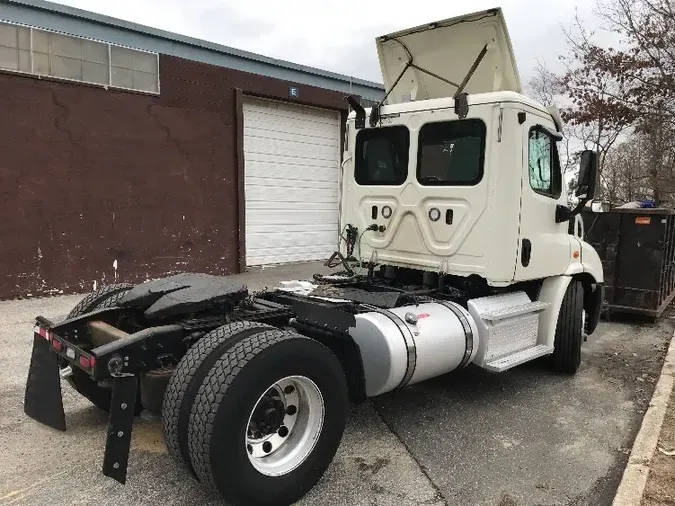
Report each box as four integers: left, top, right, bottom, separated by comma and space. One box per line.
468, 291, 550, 366
484, 344, 554, 372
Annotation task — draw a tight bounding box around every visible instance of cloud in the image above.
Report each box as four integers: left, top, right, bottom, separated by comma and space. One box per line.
195, 5, 275, 41
53, 0, 602, 85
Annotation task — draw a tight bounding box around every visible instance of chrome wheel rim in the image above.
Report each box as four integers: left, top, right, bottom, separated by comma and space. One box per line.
245, 375, 325, 477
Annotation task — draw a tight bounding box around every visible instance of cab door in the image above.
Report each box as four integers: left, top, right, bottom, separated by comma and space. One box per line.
514, 113, 573, 281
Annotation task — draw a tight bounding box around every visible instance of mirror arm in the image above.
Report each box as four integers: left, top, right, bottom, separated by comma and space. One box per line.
555, 198, 590, 223
345, 96, 366, 130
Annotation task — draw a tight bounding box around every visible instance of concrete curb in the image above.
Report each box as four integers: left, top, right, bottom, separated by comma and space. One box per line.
612, 330, 675, 506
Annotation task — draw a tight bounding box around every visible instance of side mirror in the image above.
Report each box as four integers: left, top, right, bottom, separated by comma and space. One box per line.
576, 150, 599, 199
556, 149, 600, 223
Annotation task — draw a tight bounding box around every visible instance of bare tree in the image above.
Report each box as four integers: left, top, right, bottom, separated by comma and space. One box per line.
527, 61, 564, 107
558, 11, 633, 179
593, 0, 675, 121
526, 1, 675, 206
526, 61, 583, 188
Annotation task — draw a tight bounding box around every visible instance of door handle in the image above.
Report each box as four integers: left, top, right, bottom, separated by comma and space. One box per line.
521, 239, 531, 267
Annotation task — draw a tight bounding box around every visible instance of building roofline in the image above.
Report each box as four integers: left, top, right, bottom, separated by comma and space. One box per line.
1, 0, 385, 92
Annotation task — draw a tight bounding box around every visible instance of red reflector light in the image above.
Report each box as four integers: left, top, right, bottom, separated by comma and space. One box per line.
79, 354, 95, 370
51, 339, 63, 352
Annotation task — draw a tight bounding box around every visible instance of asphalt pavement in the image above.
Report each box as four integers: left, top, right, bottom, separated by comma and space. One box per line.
0, 263, 671, 506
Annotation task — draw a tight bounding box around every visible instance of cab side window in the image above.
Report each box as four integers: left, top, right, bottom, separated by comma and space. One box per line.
528, 127, 561, 197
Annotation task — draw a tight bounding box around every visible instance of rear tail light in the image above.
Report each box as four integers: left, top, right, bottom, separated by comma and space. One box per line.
79, 354, 96, 370
35, 326, 50, 340
35, 325, 95, 371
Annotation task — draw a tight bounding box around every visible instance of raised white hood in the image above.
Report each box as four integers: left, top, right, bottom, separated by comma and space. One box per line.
376, 8, 522, 104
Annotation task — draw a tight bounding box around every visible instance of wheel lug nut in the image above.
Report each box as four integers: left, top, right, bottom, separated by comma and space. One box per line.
278, 425, 289, 438
284, 385, 295, 394
263, 441, 272, 453
286, 405, 297, 416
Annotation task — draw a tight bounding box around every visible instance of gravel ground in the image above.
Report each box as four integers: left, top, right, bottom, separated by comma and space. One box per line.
0, 264, 672, 506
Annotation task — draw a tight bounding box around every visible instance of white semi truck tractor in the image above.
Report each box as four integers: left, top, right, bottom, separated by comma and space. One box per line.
24, 7, 604, 506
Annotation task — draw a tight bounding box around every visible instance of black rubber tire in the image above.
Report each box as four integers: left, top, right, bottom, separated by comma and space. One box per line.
67, 283, 134, 319
188, 330, 349, 506
64, 283, 142, 414
551, 280, 584, 374
162, 321, 274, 476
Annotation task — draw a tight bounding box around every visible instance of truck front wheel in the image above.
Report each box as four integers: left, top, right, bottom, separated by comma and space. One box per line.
551, 280, 584, 374
188, 329, 348, 506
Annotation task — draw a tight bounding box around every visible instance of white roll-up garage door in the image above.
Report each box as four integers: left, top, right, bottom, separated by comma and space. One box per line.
243, 98, 341, 266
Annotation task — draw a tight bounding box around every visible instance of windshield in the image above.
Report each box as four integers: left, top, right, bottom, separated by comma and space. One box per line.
354, 125, 410, 186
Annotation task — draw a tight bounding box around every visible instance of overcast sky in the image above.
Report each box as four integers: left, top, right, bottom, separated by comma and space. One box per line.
54, 0, 601, 86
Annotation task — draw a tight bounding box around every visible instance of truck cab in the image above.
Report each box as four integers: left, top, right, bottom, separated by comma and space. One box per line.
23, 9, 606, 506
340, 8, 603, 289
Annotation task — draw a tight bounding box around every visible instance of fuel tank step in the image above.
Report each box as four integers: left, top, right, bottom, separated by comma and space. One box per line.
467, 291, 550, 367
484, 344, 554, 372
482, 301, 549, 321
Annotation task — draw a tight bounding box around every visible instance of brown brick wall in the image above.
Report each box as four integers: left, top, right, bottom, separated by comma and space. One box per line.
0, 54, 349, 299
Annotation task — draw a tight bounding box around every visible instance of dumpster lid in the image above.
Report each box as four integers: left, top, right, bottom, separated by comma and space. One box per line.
611, 208, 673, 215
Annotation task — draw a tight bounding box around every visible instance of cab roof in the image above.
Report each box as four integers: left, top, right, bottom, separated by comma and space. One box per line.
347, 91, 552, 120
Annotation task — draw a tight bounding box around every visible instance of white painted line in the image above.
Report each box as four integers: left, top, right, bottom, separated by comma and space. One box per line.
612, 330, 675, 506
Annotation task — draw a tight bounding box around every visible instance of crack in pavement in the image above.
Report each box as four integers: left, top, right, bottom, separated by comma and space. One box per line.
372, 400, 449, 506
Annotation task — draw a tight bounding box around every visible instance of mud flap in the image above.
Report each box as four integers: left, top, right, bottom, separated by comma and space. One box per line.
584, 283, 604, 335
102, 375, 138, 484
24, 334, 66, 431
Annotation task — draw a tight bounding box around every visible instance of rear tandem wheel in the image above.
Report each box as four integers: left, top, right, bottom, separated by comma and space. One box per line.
185, 328, 349, 506
162, 321, 274, 476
